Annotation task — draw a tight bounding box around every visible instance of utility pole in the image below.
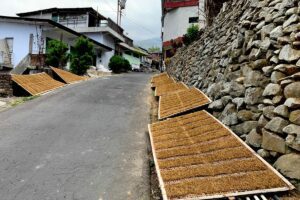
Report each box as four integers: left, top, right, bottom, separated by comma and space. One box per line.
117, 0, 127, 26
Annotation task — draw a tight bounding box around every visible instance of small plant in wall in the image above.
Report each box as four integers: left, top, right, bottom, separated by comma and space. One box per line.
183, 24, 201, 46
108, 55, 132, 73
70, 37, 95, 75
46, 39, 69, 69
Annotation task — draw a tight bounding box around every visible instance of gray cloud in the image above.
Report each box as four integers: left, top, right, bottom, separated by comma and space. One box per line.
0, 0, 161, 41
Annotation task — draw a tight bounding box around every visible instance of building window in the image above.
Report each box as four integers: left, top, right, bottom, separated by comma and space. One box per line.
189, 17, 199, 23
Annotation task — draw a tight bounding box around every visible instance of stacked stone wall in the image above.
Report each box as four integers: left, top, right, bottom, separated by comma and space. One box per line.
0, 73, 12, 97
167, 0, 300, 188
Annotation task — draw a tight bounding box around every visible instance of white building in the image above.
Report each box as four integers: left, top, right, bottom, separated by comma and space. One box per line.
161, 0, 205, 58
17, 8, 128, 70
0, 15, 111, 74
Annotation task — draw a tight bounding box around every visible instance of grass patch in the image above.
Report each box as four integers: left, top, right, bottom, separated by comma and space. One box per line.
10, 96, 40, 107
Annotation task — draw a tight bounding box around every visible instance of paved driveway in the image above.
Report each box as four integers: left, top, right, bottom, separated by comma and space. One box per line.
0, 73, 152, 200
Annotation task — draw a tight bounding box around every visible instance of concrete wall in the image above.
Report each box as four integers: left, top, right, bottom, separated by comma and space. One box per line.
85, 32, 116, 69
0, 22, 44, 67
163, 2, 205, 42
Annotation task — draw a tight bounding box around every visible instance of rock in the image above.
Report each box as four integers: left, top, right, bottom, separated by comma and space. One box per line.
280, 79, 294, 88
274, 64, 299, 75
245, 87, 264, 105
231, 121, 258, 135
280, 0, 296, 9
262, 129, 287, 154
265, 117, 290, 134
271, 71, 286, 83
286, 7, 298, 16
283, 124, 300, 135
279, 45, 300, 62
260, 37, 271, 51
274, 105, 289, 118
232, 98, 244, 110
278, 36, 291, 45
207, 83, 224, 99
270, 56, 279, 64
289, 110, 300, 125
270, 26, 284, 39
283, 23, 300, 33
274, 154, 300, 179
222, 114, 239, 126
248, 48, 260, 60
257, 149, 270, 158
284, 98, 300, 108
283, 14, 299, 28
220, 103, 238, 126
221, 96, 232, 105
297, 59, 300, 67
222, 81, 245, 97
262, 83, 282, 96
262, 66, 274, 76
237, 110, 260, 122
285, 134, 300, 151
244, 70, 269, 87
273, 95, 284, 105
262, 106, 275, 119
208, 99, 224, 110
246, 129, 262, 148
250, 59, 268, 69
261, 23, 275, 39
263, 99, 274, 105
284, 82, 300, 98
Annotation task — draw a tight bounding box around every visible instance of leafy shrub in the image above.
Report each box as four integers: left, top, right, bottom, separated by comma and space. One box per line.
183, 24, 200, 46
70, 37, 95, 75
109, 55, 132, 73
46, 40, 69, 68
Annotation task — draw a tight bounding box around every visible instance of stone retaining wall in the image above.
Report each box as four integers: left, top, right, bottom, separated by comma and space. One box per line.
0, 73, 13, 97
167, 0, 300, 188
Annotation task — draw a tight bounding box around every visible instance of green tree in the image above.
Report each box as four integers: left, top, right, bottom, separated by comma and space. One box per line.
70, 37, 94, 75
46, 40, 69, 68
108, 55, 132, 73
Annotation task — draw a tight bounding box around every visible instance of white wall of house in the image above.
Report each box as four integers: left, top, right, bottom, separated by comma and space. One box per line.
163, 6, 199, 42
85, 32, 116, 69
0, 22, 45, 67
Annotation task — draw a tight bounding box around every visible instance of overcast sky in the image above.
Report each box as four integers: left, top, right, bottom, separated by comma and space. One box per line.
0, 0, 162, 41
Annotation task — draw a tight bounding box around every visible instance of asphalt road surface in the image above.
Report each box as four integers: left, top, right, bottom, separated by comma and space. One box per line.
0, 73, 152, 200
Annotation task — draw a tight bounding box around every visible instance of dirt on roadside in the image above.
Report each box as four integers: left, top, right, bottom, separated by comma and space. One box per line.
148, 89, 162, 200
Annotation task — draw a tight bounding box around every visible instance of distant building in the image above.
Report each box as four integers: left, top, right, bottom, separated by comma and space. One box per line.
161, 0, 205, 58
119, 37, 149, 71
0, 15, 111, 74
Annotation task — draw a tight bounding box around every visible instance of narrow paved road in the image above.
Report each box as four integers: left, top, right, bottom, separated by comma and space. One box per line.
0, 73, 152, 200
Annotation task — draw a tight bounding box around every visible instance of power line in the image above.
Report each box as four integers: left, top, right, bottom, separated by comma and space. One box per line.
98, 0, 161, 39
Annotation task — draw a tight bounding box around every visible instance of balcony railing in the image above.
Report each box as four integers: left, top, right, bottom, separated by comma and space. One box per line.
98, 18, 124, 35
